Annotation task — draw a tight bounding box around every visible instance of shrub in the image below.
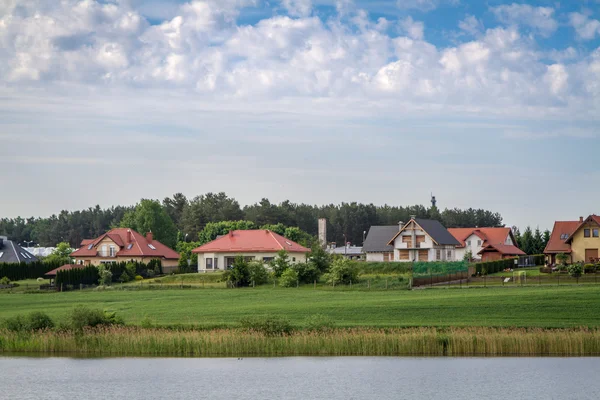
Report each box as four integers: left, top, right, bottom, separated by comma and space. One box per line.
27, 311, 55, 331
4, 311, 54, 332
568, 263, 583, 278
0, 276, 10, 285
140, 315, 154, 329
271, 250, 291, 278
325, 258, 359, 285
134, 275, 144, 281
248, 261, 269, 285
146, 269, 156, 278
556, 253, 569, 266
303, 314, 335, 332
584, 264, 596, 274
224, 256, 251, 287
69, 306, 124, 331
279, 268, 299, 287
119, 272, 131, 283
126, 262, 137, 280
98, 265, 113, 286
293, 262, 321, 284
239, 315, 293, 336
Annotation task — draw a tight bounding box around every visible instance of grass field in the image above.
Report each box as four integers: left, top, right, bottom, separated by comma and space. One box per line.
2, 285, 600, 328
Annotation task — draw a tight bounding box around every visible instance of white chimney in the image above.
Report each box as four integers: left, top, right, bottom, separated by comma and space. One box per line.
318, 218, 327, 248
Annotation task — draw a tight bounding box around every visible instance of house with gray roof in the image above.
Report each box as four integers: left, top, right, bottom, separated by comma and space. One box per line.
363, 225, 400, 262
0, 236, 38, 264
387, 218, 460, 262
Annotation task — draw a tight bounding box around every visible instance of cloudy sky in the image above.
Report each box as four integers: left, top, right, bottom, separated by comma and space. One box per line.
1, 0, 599, 229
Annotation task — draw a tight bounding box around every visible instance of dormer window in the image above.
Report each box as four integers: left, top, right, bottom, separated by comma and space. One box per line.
148, 244, 156, 250
109, 246, 116, 257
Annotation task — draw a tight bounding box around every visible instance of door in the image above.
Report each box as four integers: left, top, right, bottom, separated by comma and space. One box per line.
585, 249, 598, 263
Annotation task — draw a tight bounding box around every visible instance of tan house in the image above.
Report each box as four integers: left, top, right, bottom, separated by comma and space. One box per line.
71, 228, 179, 273
544, 215, 600, 264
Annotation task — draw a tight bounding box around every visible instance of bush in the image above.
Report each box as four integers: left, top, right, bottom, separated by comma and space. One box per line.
69, 306, 124, 331
4, 311, 54, 332
248, 261, 269, 285
119, 272, 131, 283
303, 314, 335, 332
140, 315, 154, 329
0, 276, 10, 285
293, 262, 321, 284
239, 315, 293, 336
223, 256, 251, 287
146, 269, 156, 278
271, 250, 291, 278
584, 264, 596, 274
279, 268, 299, 287
126, 263, 137, 280
98, 265, 113, 286
568, 263, 583, 278
134, 275, 144, 281
324, 258, 359, 285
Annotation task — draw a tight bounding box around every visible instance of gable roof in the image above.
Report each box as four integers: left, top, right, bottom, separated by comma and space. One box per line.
0, 237, 38, 264
363, 226, 398, 253
565, 215, 600, 243
388, 218, 460, 246
544, 221, 579, 254
448, 227, 514, 249
477, 243, 526, 256
71, 228, 179, 260
192, 230, 310, 254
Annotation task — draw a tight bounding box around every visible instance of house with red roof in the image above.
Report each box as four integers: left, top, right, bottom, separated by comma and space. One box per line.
448, 227, 525, 262
544, 215, 600, 265
70, 228, 180, 273
192, 230, 310, 272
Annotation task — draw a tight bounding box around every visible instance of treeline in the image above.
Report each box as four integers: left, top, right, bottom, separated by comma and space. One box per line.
512, 227, 550, 255
1, 192, 504, 248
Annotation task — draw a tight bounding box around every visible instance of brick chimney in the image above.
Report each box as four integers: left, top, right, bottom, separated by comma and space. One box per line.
146, 231, 153, 243
579, 216, 584, 223
127, 230, 132, 244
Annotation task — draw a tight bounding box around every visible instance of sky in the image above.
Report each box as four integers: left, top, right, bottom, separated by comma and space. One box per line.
1, 0, 599, 230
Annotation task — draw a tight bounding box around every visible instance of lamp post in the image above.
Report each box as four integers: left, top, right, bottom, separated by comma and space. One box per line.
363, 231, 366, 245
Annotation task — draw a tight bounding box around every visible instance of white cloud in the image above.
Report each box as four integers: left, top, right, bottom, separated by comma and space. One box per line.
569, 12, 600, 40
396, 0, 459, 12
281, 0, 312, 17
400, 16, 424, 40
491, 4, 557, 37
459, 15, 483, 36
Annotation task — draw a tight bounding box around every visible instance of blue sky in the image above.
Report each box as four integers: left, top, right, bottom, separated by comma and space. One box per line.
1, 0, 599, 230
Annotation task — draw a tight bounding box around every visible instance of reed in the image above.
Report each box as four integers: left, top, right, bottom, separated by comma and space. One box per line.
1, 327, 599, 357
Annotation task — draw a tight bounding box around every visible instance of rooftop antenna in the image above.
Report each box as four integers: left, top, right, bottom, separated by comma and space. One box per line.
431, 192, 437, 208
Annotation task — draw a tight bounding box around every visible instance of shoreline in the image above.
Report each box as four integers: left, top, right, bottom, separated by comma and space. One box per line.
1, 327, 599, 357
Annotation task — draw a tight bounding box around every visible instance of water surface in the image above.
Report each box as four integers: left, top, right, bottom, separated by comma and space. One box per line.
1, 357, 599, 399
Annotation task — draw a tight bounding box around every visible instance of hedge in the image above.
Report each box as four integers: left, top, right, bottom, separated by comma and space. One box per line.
475, 258, 518, 275
55, 266, 100, 287
0, 260, 63, 281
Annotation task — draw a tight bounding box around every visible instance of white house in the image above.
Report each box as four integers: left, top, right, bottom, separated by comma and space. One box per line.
192, 230, 310, 272
386, 218, 461, 262
448, 227, 524, 262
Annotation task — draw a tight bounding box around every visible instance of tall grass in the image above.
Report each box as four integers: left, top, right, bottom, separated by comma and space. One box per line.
1, 327, 598, 357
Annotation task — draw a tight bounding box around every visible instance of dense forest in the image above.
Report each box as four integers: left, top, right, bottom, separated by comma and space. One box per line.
1, 192, 505, 248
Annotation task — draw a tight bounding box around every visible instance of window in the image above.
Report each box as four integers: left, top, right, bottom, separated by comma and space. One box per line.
594, 229, 599, 238
292, 257, 296, 262
467, 240, 471, 246
560, 233, 568, 240
447, 250, 452, 259
0, 252, 3, 259
436, 250, 441, 260
584, 229, 591, 238
109, 246, 116, 257
263, 257, 275, 263
100, 261, 116, 265
127, 244, 133, 250
477, 240, 482, 246
214, 258, 219, 270
148, 244, 157, 250
206, 258, 213, 269
101, 245, 107, 257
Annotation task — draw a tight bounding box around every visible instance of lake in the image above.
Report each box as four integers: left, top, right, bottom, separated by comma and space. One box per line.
1, 357, 599, 399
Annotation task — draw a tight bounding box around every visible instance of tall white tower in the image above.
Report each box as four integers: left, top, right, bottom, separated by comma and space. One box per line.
318, 218, 327, 248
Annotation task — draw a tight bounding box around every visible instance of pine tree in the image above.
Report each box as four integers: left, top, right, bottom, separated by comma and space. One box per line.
533, 227, 544, 255
521, 227, 534, 255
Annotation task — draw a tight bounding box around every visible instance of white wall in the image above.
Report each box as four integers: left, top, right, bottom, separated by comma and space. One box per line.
366, 252, 385, 262
197, 251, 308, 272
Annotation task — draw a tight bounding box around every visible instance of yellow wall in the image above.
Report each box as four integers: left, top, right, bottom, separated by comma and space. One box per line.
75, 256, 178, 271
570, 221, 600, 263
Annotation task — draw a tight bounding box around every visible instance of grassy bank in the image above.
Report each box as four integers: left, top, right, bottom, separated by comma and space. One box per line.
2, 286, 600, 328
1, 327, 599, 357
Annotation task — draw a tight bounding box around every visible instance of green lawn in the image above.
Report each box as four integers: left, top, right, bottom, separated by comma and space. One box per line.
1, 285, 600, 328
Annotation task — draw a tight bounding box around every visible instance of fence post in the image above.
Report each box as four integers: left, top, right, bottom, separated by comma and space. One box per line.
296, 279, 299, 288
273, 280, 276, 288
253, 280, 255, 288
